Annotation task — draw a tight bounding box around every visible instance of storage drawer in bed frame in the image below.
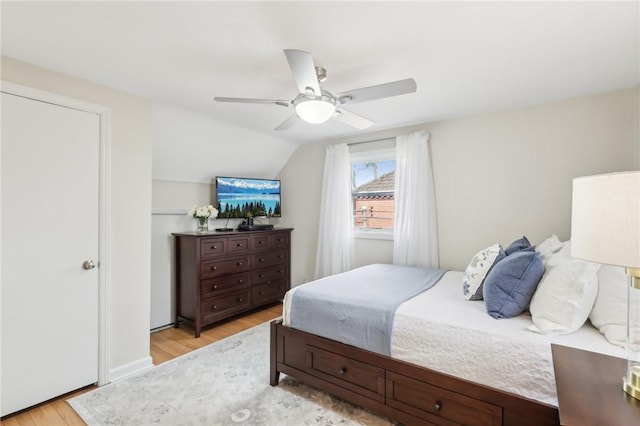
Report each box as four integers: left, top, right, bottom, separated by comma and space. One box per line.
271, 320, 559, 426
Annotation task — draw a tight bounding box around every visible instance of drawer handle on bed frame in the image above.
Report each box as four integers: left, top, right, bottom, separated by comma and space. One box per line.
338, 368, 346, 375
433, 401, 441, 412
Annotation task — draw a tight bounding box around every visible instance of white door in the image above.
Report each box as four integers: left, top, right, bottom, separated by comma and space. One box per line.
1, 92, 100, 416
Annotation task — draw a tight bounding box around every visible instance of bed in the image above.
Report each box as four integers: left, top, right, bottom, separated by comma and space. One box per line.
269, 263, 624, 426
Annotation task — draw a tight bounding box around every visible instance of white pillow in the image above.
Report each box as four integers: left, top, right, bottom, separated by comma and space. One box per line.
536, 235, 564, 265
529, 243, 600, 334
462, 243, 505, 301
589, 265, 627, 348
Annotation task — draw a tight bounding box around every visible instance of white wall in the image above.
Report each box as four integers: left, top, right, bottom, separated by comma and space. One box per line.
1, 57, 153, 377
278, 88, 640, 285
150, 180, 211, 329
152, 105, 297, 183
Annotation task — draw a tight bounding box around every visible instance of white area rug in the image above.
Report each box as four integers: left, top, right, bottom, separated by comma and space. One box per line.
68, 322, 394, 425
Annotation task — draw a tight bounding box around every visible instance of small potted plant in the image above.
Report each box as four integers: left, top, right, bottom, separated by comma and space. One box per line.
188, 205, 218, 233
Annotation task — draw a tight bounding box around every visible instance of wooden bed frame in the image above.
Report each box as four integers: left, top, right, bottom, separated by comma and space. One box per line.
270, 320, 560, 426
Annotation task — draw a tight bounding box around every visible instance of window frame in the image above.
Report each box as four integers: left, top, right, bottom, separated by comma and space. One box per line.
350, 146, 396, 240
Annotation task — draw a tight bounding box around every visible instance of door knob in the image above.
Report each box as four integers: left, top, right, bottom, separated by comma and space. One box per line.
82, 260, 96, 270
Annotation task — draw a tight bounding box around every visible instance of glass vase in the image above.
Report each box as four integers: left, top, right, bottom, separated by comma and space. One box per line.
197, 218, 209, 233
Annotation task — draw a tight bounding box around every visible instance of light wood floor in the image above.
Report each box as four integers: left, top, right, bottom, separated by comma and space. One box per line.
0, 304, 283, 426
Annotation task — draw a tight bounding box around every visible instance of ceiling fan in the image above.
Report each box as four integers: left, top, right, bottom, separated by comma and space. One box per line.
214, 49, 417, 131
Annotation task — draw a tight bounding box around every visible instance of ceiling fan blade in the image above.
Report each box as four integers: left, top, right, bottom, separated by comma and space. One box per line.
284, 49, 321, 96
214, 97, 290, 108
274, 114, 300, 131
336, 78, 417, 105
333, 108, 374, 130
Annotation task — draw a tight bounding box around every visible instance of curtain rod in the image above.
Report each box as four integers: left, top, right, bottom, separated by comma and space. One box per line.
346, 136, 396, 146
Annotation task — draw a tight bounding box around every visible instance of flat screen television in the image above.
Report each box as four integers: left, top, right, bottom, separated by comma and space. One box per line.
215, 176, 281, 219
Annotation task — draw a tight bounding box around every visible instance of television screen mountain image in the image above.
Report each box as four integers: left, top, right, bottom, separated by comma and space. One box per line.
216, 177, 281, 218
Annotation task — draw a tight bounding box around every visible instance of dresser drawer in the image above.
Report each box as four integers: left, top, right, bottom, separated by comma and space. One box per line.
201, 289, 250, 322
386, 371, 502, 426
251, 234, 272, 251
253, 264, 288, 285
200, 237, 227, 259
200, 255, 251, 279
201, 272, 250, 298
272, 232, 289, 249
228, 236, 250, 255
252, 249, 288, 268
252, 279, 287, 305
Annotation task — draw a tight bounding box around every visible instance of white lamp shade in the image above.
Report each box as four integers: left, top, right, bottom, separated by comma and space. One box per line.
295, 99, 336, 124
571, 171, 640, 268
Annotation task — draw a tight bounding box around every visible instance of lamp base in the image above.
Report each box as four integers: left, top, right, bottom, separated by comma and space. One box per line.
623, 268, 640, 401
623, 365, 640, 399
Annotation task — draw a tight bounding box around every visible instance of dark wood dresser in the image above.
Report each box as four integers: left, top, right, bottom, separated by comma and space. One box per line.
172, 228, 293, 337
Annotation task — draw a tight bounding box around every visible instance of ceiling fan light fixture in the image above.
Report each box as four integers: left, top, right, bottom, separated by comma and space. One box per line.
294, 93, 336, 124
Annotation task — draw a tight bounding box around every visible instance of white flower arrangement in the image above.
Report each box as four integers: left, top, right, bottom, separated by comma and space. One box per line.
189, 205, 218, 232
188, 205, 218, 220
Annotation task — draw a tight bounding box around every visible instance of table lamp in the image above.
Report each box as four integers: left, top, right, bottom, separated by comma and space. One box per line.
571, 171, 640, 400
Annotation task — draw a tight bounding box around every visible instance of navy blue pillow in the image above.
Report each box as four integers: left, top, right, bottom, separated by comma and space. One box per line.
482, 250, 544, 319
505, 236, 532, 255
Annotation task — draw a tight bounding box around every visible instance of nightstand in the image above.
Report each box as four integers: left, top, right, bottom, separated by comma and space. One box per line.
552, 344, 640, 425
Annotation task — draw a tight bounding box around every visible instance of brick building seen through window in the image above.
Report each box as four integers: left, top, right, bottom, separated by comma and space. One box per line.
352, 170, 395, 229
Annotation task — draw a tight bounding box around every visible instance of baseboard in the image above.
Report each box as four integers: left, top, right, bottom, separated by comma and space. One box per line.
108, 356, 154, 383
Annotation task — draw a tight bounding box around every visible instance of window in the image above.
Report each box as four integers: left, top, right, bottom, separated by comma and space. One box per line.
350, 146, 396, 239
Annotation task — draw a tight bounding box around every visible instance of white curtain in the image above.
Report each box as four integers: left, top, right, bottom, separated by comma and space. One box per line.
315, 143, 354, 278
393, 130, 439, 268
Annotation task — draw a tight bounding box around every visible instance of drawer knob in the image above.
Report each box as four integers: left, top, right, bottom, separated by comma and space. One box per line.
259, 241, 264, 244
212, 246, 217, 249
259, 258, 264, 262
259, 274, 265, 278
237, 261, 243, 266
338, 367, 347, 375
237, 243, 243, 247
267, 280, 271, 284
278, 255, 282, 259
434, 401, 442, 412
237, 297, 243, 302
278, 286, 284, 290
238, 279, 243, 284
212, 305, 217, 310
211, 266, 217, 271
213, 285, 218, 289
259, 291, 264, 296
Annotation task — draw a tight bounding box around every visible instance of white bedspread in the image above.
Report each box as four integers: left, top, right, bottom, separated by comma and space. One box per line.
391, 270, 625, 407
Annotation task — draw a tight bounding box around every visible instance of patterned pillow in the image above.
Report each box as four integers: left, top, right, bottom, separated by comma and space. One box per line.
463, 244, 506, 301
